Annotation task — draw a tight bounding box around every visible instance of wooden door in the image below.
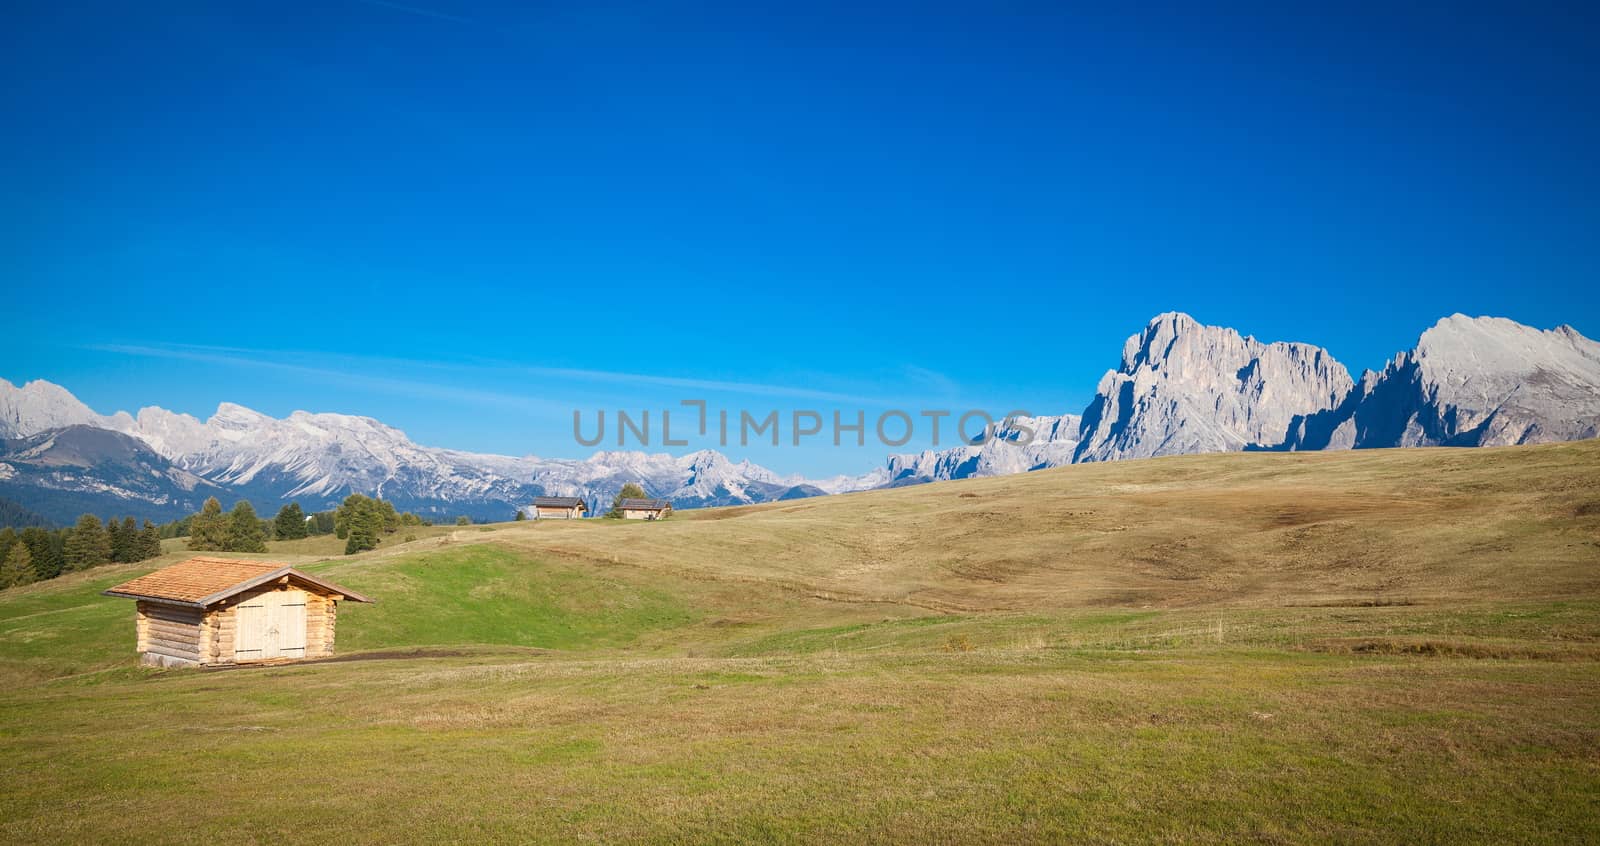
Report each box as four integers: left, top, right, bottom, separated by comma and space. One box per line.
273, 591, 307, 658
234, 589, 308, 661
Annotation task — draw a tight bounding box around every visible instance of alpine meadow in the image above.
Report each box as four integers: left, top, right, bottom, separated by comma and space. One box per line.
3, 441, 1599, 842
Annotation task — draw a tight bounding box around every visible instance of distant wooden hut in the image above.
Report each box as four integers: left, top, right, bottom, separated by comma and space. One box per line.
531, 496, 588, 519
103, 557, 372, 668
619, 497, 673, 520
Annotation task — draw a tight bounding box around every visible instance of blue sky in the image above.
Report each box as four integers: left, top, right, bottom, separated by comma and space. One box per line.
3, 1, 1597, 476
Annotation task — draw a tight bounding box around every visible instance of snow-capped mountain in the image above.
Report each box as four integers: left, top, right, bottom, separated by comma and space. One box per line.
133, 402, 537, 505
1285, 315, 1600, 450
0, 379, 869, 523
507, 449, 872, 510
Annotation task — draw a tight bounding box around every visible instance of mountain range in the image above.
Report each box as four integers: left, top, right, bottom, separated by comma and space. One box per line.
0, 383, 886, 524
4, 312, 1597, 525
887, 312, 1599, 484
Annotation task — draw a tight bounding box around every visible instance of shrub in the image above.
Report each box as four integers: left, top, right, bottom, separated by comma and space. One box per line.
943, 633, 975, 653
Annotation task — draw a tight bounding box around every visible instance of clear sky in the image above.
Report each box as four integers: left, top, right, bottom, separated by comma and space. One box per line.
3, 1, 1597, 476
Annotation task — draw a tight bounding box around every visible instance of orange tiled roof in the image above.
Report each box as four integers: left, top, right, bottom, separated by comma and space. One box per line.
103, 557, 371, 606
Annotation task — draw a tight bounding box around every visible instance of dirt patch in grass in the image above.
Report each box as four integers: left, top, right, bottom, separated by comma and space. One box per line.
689, 506, 760, 521
316, 648, 485, 663
1292, 598, 1418, 608
214, 647, 545, 668
1306, 637, 1598, 661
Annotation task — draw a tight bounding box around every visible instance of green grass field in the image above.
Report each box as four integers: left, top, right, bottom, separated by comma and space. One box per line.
2, 442, 1599, 843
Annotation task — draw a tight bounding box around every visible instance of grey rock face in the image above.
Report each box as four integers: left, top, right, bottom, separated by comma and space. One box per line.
1288, 315, 1600, 449
886, 414, 1080, 484
0, 378, 135, 439
1073, 313, 1354, 462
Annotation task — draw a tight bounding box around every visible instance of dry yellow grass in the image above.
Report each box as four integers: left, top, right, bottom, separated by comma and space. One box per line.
476, 440, 1600, 611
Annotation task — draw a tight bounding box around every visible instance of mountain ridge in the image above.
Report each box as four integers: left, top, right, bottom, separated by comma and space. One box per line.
4, 311, 1597, 523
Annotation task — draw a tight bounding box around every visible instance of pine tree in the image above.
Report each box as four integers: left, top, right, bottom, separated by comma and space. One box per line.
46, 530, 66, 577
0, 542, 34, 589
159, 515, 191, 539
514, 509, 526, 521
344, 521, 377, 555
64, 514, 112, 571
188, 497, 228, 551
105, 516, 137, 562
139, 520, 163, 561
106, 517, 124, 563
607, 483, 648, 518
334, 494, 366, 540
274, 502, 309, 540
0, 527, 15, 565
20, 527, 61, 580
226, 501, 268, 553
336, 495, 383, 555
378, 499, 400, 534
344, 501, 380, 555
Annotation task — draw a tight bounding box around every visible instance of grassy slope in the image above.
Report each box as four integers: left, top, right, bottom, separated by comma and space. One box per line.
0, 442, 1597, 843
495, 439, 1600, 610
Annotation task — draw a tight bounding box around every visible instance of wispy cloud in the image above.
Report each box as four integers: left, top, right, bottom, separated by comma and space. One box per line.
899, 364, 960, 398
503, 364, 892, 406
348, 0, 471, 24
87, 342, 915, 408
89, 343, 565, 416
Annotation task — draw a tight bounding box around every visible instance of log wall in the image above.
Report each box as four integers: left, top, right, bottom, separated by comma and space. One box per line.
135, 601, 204, 667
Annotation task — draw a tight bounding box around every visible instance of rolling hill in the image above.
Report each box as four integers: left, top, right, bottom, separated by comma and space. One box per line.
495, 438, 1600, 611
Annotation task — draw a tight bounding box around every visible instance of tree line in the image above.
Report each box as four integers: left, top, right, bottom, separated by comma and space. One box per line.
332, 493, 429, 554
0, 514, 163, 589
0, 493, 438, 591
178, 495, 430, 556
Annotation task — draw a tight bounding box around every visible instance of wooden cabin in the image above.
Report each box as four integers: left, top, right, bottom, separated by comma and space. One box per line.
103, 557, 372, 668
531, 496, 587, 519
619, 497, 673, 520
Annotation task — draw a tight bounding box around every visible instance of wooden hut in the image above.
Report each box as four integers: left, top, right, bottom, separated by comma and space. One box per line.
531, 496, 587, 519
619, 497, 673, 520
103, 557, 372, 668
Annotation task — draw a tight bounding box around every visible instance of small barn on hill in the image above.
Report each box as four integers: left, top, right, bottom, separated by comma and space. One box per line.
532, 496, 587, 519
103, 557, 372, 668
619, 497, 673, 520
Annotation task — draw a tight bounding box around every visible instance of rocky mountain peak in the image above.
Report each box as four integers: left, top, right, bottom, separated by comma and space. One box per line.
0, 378, 135, 439
1121, 311, 1203, 370
1286, 315, 1600, 451
1075, 314, 1354, 462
